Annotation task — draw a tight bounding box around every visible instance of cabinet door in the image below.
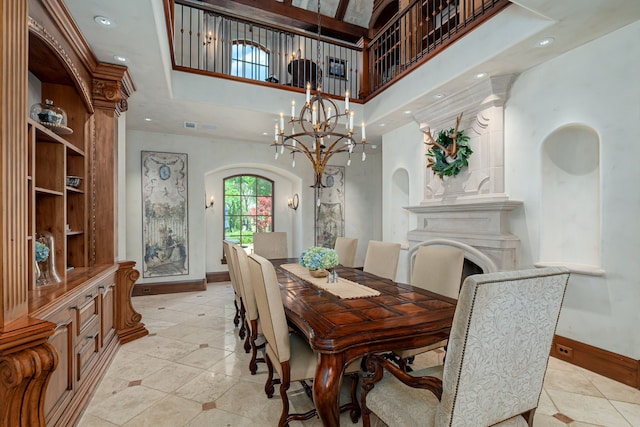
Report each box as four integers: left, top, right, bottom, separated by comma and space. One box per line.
44, 308, 74, 426
100, 281, 117, 348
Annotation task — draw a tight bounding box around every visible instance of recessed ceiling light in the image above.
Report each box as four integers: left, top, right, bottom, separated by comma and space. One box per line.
433, 93, 445, 100
537, 37, 555, 47
144, 118, 152, 122
262, 132, 269, 136
94, 16, 115, 27
474, 72, 488, 79
378, 123, 386, 127
403, 110, 412, 115
113, 55, 128, 63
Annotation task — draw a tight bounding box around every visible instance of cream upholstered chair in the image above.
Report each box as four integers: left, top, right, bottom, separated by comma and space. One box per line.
361, 267, 570, 427
393, 245, 465, 370
253, 231, 288, 259
223, 240, 244, 337
363, 240, 401, 281
247, 253, 361, 427
230, 242, 265, 374
334, 237, 358, 268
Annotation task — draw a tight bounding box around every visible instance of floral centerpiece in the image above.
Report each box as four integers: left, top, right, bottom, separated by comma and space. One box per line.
299, 246, 339, 278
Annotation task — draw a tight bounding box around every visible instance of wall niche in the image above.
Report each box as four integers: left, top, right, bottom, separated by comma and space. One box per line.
538, 124, 603, 275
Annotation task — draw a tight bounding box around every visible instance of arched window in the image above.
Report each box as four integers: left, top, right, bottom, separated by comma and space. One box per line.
223, 174, 274, 252
231, 41, 269, 81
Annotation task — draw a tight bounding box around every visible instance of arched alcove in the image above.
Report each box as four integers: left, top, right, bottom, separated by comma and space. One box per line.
540, 125, 601, 271
391, 168, 410, 244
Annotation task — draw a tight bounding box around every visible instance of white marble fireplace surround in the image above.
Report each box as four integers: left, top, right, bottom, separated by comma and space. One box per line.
405, 74, 522, 271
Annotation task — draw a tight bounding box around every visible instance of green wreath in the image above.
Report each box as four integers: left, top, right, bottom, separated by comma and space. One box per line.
425, 128, 472, 179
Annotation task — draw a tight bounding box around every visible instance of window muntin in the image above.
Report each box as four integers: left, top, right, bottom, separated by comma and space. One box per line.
224, 175, 274, 252
231, 41, 269, 81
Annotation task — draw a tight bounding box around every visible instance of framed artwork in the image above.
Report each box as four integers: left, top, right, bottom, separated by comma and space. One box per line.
327, 56, 348, 80
315, 166, 345, 248
141, 151, 189, 278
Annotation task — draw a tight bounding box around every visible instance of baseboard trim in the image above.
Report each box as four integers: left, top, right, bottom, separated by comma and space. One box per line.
551, 335, 639, 389
206, 271, 230, 283
132, 278, 206, 296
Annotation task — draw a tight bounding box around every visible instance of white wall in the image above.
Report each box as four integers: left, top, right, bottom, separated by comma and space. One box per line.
380, 21, 640, 359
125, 129, 381, 283
504, 21, 640, 359
382, 122, 425, 283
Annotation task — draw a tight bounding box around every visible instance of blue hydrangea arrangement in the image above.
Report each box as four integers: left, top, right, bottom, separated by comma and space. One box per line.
35, 241, 50, 263
299, 246, 339, 270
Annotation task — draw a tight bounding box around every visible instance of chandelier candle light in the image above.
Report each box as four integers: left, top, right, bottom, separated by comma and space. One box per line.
272, 0, 367, 190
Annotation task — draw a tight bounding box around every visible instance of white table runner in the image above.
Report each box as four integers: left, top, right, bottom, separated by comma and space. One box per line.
280, 263, 381, 299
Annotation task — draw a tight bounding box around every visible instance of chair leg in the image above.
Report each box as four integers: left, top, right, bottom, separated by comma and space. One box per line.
243, 318, 251, 353
277, 361, 292, 427
264, 354, 280, 398
360, 355, 386, 427
249, 322, 265, 374
238, 300, 247, 339
338, 373, 361, 423
233, 299, 240, 327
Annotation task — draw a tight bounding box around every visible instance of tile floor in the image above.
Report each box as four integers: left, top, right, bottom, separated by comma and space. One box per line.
78, 282, 640, 427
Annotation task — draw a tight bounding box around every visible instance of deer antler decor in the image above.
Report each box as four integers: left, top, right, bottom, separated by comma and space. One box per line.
423, 113, 472, 179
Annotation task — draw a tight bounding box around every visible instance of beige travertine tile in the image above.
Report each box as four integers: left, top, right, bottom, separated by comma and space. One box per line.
85, 385, 166, 425
174, 371, 239, 403
537, 389, 559, 416
213, 378, 284, 421
76, 414, 119, 427
142, 363, 203, 393
543, 365, 605, 398
546, 389, 632, 427
186, 408, 256, 427
122, 394, 202, 427
175, 346, 230, 369
77, 283, 638, 427
610, 400, 640, 426
584, 370, 640, 405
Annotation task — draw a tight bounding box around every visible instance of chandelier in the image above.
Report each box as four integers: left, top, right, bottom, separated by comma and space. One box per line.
272, 0, 367, 189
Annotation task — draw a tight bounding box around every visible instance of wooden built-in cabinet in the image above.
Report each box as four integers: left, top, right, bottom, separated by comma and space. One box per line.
0, 1, 146, 426
28, 119, 88, 287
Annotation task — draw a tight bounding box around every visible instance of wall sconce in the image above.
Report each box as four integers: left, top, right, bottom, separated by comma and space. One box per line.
287, 193, 299, 211
205, 195, 214, 209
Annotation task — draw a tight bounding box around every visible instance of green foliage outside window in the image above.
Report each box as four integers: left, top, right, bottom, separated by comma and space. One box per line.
223, 175, 274, 248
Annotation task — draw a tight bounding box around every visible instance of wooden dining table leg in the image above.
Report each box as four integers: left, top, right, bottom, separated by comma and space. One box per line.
313, 352, 346, 427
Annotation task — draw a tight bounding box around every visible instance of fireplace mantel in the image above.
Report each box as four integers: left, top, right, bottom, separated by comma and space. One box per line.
405, 197, 523, 271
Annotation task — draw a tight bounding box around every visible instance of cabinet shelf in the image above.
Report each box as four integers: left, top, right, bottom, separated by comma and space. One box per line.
35, 187, 64, 196
66, 231, 84, 236
66, 187, 84, 194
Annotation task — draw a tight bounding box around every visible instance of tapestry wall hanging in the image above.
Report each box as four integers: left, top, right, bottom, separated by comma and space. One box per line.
315, 165, 345, 248
141, 151, 189, 277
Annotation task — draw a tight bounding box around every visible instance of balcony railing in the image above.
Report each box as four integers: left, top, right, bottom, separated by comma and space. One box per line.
368, 0, 509, 94
172, 0, 362, 99
169, 0, 509, 100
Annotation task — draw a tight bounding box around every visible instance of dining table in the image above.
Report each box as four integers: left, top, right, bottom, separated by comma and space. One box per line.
272, 259, 457, 426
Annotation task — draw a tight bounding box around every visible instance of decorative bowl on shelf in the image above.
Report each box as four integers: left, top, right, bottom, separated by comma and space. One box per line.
30, 99, 73, 135
66, 176, 82, 188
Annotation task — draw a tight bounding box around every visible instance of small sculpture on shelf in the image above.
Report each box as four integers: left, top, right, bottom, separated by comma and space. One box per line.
29, 99, 73, 135
35, 232, 61, 286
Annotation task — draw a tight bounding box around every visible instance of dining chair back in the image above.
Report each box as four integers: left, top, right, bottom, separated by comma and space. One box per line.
223, 240, 243, 331
334, 237, 358, 268
253, 231, 288, 259
248, 253, 361, 426
361, 267, 570, 427
392, 245, 465, 370
411, 245, 464, 299
363, 240, 401, 281
231, 242, 265, 373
